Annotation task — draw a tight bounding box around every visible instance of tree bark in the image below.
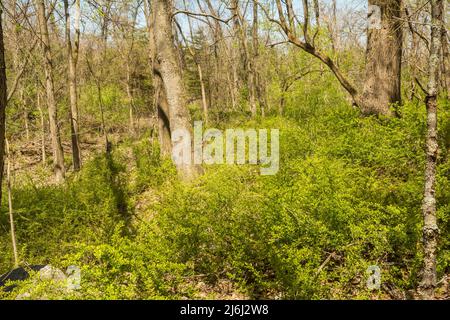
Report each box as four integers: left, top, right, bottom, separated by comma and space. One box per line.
37, 90, 47, 165
0, 7, 8, 211
35, 0, 65, 182
155, 77, 172, 157
145, 0, 172, 157
20, 88, 29, 141
5, 139, 19, 268
440, 0, 449, 98
418, 0, 443, 300
64, 0, 82, 171
361, 0, 403, 116
0, 9, 17, 267
126, 61, 136, 134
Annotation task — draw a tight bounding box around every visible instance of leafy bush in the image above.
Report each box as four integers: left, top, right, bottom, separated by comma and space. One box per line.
136, 101, 448, 299
0, 153, 130, 272
130, 139, 177, 193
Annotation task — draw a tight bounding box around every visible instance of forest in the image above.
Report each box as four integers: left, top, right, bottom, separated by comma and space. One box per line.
0, 0, 448, 300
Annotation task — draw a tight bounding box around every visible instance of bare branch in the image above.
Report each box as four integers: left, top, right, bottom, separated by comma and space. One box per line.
7, 38, 39, 103
173, 9, 235, 24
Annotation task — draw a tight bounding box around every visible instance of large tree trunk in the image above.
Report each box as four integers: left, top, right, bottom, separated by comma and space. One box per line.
0, 8, 8, 205
441, 0, 449, 98
152, 0, 200, 180
418, 0, 443, 300
35, 0, 65, 182
155, 78, 172, 157
360, 0, 403, 116
145, 0, 172, 157
64, 0, 82, 171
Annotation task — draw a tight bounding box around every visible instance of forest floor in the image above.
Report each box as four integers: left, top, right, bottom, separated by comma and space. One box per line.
1, 102, 449, 300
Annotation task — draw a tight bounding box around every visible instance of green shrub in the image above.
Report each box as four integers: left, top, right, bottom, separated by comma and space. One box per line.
1, 96, 448, 300
0, 153, 130, 271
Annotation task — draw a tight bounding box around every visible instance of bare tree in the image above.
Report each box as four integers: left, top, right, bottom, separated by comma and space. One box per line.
37, 87, 46, 164
1, 7, 18, 267
85, 0, 113, 154
203, 0, 238, 111
112, 0, 141, 135
0, 5, 8, 209
35, 0, 65, 182
5, 139, 19, 267
231, 0, 257, 117
64, 0, 82, 171
252, 0, 267, 116
10, 2, 28, 141
418, 0, 443, 300
178, 0, 209, 125
259, 0, 403, 116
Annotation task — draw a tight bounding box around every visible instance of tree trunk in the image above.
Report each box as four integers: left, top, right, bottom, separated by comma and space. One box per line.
197, 63, 209, 125
202, 0, 236, 111
279, 82, 289, 116
232, 0, 257, 117
5, 139, 19, 268
145, 0, 172, 157
0, 7, 8, 211
0, 9, 17, 267
181, 2, 209, 125
126, 61, 136, 135
155, 78, 172, 157
441, 0, 449, 98
418, 0, 443, 300
64, 0, 82, 171
152, 0, 200, 180
121, 4, 139, 136
37, 91, 47, 165
272, 0, 401, 117
253, 0, 265, 117
35, 0, 65, 182
20, 88, 30, 141
330, 0, 339, 53
360, 0, 403, 116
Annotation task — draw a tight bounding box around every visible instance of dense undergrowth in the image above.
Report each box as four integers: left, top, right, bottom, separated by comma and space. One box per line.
0, 93, 449, 299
